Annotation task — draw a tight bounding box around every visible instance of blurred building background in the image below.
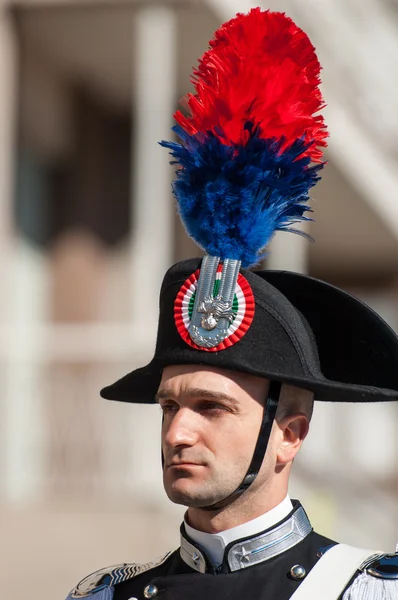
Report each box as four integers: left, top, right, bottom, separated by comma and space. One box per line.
0, 0, 397, 598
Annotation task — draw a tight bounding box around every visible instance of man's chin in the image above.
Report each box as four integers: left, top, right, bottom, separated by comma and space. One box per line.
165, 483, 205, 507
164, 480, 225, 508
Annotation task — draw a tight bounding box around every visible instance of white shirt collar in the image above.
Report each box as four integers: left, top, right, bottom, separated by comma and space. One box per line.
184, 495, 293, 567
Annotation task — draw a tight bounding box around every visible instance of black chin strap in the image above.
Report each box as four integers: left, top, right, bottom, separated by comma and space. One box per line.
201, 380, 282, 511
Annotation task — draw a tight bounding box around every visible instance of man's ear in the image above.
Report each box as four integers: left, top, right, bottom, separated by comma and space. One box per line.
276, 414, 309, 466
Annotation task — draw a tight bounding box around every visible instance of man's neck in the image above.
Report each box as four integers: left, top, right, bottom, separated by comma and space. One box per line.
186, 487, 288, 533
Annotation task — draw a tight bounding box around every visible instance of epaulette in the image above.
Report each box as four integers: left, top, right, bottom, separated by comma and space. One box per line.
66, 552, 173, 600
343, 552, 398, 599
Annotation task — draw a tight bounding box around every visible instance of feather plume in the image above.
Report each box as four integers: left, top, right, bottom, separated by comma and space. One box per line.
161, 8, 328, 267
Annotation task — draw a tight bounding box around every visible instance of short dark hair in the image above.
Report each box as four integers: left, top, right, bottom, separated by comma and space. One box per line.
275, 384, 314, 422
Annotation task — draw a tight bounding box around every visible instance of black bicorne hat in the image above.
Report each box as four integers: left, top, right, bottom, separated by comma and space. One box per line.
101, 259, 398, 404
101, 9, 398, 510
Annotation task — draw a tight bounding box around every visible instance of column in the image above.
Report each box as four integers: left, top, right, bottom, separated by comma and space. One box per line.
1, 8, 48, 504
128, 5, 177, 502
0, 7, 18, 501
130, 4, 176, 327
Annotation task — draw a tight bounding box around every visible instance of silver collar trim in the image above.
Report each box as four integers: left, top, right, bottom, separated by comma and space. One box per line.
180, 505, 312, 573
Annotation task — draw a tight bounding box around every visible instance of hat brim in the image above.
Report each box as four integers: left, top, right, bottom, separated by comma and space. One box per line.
100, 358, 397, 404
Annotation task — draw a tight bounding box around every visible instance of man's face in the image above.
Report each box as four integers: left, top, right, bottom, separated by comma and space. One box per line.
158, 365, 270, 508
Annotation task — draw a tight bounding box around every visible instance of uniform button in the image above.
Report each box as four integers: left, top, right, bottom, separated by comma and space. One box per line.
144, 584, 159, 599
290, 565, 306, 580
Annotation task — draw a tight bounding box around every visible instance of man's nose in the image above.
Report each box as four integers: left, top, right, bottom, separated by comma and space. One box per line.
163, 408, 200, 449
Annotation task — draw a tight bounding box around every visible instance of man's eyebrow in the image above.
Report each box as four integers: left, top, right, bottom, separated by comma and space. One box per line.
155, 389, 172, 403
155, 387, 239, 406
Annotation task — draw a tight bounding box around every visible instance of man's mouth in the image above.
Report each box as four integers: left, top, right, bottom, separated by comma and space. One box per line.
167, 460, 204, 468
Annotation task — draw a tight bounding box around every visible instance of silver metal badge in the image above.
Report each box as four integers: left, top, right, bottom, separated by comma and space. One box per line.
174, 255, 254, 352
188, 255, 241, 349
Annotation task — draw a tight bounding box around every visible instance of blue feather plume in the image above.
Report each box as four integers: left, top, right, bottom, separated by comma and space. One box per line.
160, 125, 324, 268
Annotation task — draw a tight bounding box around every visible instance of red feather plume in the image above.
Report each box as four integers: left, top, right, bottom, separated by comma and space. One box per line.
175, 9, 328, 162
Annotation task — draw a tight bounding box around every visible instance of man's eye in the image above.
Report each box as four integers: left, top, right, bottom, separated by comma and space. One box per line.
202, 402, 227, 412
161, 403, 178, 414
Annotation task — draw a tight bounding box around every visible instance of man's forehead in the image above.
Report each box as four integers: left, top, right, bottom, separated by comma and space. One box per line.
158, 364, 269, 400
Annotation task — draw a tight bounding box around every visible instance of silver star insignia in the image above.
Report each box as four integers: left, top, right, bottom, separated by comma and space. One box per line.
192, 551, 201, 564
236, 547, 251, 565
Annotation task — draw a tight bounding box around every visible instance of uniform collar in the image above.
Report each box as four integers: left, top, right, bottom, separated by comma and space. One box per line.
184, 496, 293, 567
180, 499, 312, 573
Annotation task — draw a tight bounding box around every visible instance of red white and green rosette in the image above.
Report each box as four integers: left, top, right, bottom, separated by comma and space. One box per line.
174, 267, 255, 352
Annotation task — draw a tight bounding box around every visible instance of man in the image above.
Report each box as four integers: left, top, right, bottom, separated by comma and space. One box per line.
66, 8, 398, 600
